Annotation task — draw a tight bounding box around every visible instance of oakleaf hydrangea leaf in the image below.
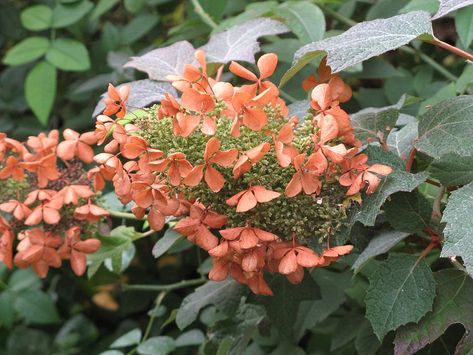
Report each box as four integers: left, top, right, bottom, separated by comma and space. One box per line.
281, 11, 433, 86
415, 95, 473, 159
365, 253, 436, 340
200, 18, 289, 64
124, 41, 197, 81
355, 146, 428, 226
441, 181, 473, 277
394, 270, 473, 354
352, 230, 410, 273
427, 153, 473, 186
387, 120, 418, 159
384, 192, 432, 233
176, 278, 247, 330
93, 79, 176, 117
432, 0, 473, 19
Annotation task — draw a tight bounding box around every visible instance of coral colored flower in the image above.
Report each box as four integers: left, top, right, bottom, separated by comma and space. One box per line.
285, 153, 324, 197
0, 156, 24, 180
184, 137, 238, 192
219, 226, 278, 250
318, 245, 354, 267
148, 152, 193, 186
103, 83, 129, 118
24, 199, 62, 226
57, 129, 97, 163
339, 160, 393, 195
131, 173, 169, 208
302, 57, 332, 92
181, 87, 215, 113
229, 53, 278, 93
274, 117, 299, 167
55, 185, 94, 206
24, 189, 57, 205
95, 115, 115, 145
0, 200, 31, 220
25, 130, 58, 157
230, 88, 271, 136
226, 185, 280, 212
233, 142, 270, 179
58, 227, 101, 276
15, 228, 63, 278
172, 112, 201, 137
174, 202, 227, 250
21, 153, 60, 188
74, 201, 109, 222
0, 227, 14, 269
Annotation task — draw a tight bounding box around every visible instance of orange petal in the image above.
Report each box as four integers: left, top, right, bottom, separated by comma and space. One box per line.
279, 251, 298, 274
236, 191, 257, 212
204, 165, 225, 192
257, 53, 278, 79
252, 186, 280, 203
229, 61, 258, 81
183, 164, 204, 187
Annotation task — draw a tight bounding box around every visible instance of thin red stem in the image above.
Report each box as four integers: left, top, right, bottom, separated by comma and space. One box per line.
427, 38, 473, 62
406, 148, 417, 172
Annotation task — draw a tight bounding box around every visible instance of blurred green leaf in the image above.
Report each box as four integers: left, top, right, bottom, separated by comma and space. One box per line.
121, 14, 159, 45
275, 1, 325, 44
0, 291, 15, 328
54, 315, 98, 350
20, 5, 53, 31
3, 37, 50, 66
137, 336, 176, 355
152, 228, 184, 259
199, 0, 228, 21
46, 38, 90, 71
456, 5, 473, 48
175, 329, 205, 347
124, 0, 147, 13
25, 61, 56, 125
52, 0, 94, 28
111, 328, 142, 348
90, 0, 120, 21
14, 289, 61, 325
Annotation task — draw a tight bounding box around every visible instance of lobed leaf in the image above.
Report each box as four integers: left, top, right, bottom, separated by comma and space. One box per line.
387, 120, 418, 159
394, 270, 473, 354
200, 17, 289, 64
441, 181, 473, 277
383, 192, 432, 233
281, 11, 433, 86
415, 95, 473, 159
176, 278, 247, 330
365, 253, 436, 340
124, 41, 197, 81
432, 0, 473, 19
427, 153, 473, 186
93, 79, 176, 117
352, 230, 410, 273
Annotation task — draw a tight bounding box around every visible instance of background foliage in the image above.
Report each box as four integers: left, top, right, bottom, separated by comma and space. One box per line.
1, 0, 473, 354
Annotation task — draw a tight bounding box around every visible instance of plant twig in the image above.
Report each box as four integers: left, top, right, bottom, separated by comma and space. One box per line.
109, 210, 138, 220
432, 186, 446, 224
143, 291, 167, 341
122, 277, 207, 292
427, 37, 473, 62
190, 0, 217, 29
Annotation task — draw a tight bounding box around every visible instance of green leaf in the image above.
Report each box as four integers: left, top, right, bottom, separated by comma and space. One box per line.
3, 37, 50, 66
456, 63, 473, 93
14, 289, 61, 325
199, 0, 228, 21
90, 0, 119, 21
281, 11, 433, 86
433, 0, 473, 19
428, 153, 473, 186
54, 315, 98, 349
294, 269, 351, 340
387, 120, 418, 159
355, 146, 428, 226
415, 95, 473, 159
275, 1, 325, 44
124, 0, 146, 13
8, 269, 41, 292
208, 302, 266, 353
331, 311, 365, 351
176, 278, 247, 330
365, 253, 436, 340
456, 6, 473, 47
253, 273, 320, 339
87, 226, 139, 277
384, 192, 431, 233
152, 228, 184, 259
394, 270, 473, 354
0, 291, 15, 328
441, 181, 473, 277
121, 14, 159, 45
25, 61, 56, 126
111, 329, 142, 348
20, 5, 52, 31
351, 96, 403, 144
136, 336, 176, 355
399, 0, 439, 14
46, 38, 90, 71
201, 18, 289, 64
355, 320, 382, 355
175, 329, 205, 347
52, 0, 93, 28
352, 230, 410, 273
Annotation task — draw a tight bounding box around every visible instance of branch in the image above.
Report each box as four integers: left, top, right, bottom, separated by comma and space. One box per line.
122, 277, 207, 292
109, 210, 138, 220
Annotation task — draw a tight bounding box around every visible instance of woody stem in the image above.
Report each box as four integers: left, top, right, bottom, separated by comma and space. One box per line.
405, 148, 417, 173
122, 277, 207, 292
427, 38, 473, 62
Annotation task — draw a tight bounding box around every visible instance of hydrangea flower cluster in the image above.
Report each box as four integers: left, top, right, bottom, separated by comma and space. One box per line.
95, 52, 392, 295
0, 130, 107, 278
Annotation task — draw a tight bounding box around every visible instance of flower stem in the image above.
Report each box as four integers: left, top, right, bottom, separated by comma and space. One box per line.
405, 148, 417, 172
109, 210, 138, 220
143, 291, 167, 341
122, 277, 207, 292
432, 186, 446, 224
190, 0, 217, 29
